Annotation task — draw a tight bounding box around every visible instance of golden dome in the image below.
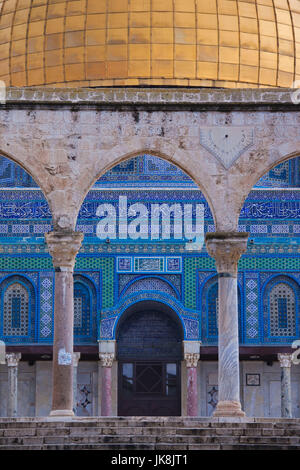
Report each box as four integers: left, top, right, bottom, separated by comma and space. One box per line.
1, 0, 300, 88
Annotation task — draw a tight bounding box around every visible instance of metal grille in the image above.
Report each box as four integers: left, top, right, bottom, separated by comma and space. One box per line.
270, 283, 296, 337
3, 283, 29, 336
74, 282, 91, 337
207, 283, 218, 337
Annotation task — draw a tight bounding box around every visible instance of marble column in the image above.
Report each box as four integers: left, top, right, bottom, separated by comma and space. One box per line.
45, 230, 83, 417
0, 340, 6, 364
99, 340, 116, 417
72, 352, 81, 415
99, 353, 114, 416
278, 353, 293, 418
6, 353, 21, 417
183, 341, 201, 416
185, 353, 200, 416
206, 232, 248, 418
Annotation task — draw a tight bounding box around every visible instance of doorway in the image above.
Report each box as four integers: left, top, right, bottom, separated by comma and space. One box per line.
117, 301, 183, 416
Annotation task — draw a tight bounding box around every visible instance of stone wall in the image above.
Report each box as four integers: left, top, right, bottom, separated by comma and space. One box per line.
0, 360, 299, 418
0, 87, 299, 232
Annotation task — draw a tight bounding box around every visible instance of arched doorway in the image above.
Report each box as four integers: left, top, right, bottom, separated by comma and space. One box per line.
116, 300, 183, 416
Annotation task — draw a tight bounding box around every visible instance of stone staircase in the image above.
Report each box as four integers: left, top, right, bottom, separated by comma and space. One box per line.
0, 417, 300, 450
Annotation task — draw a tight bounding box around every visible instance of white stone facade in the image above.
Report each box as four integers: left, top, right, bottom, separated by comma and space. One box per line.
0, 361, 299, 418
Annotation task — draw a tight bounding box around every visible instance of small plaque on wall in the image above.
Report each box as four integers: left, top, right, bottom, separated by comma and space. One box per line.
246, 374, 260, 386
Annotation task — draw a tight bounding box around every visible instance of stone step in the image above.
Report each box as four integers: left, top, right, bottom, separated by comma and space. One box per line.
0, 418, 299, 450
1, 422, 300, 431
0, 433, 299, 447
1, 425, 300, 439
0, 442, 300, 451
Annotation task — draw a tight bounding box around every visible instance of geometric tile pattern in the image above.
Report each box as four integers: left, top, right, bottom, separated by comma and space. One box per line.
245, 272, 259, 342
39, 273, 54, 340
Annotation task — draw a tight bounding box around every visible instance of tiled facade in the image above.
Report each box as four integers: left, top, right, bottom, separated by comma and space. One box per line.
0, 152, 299, 418
0, 153, 299, 348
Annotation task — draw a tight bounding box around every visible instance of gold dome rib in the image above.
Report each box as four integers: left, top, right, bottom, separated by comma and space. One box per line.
0, 0, 300, 88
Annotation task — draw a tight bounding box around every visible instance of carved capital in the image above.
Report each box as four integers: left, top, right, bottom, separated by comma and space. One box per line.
6, 353, 21, 367
99, 352, 115, 368
73, 352, 81, 367
45, 231, 83, 270
184, 352, 200, 368
205, 232, 248, 276
278, 353, 293, 368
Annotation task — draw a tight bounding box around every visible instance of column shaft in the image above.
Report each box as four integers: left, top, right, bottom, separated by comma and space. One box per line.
278, 353, 293, 418
99, 352, 115, 416
6, 353, 21, 417
187, 367, 198, 416
218, 275, 240, 405
101, 366, 113, 416
46, 231, 83, 417
183, 342, 201, 417
206, 232, 248, 418
73, 352, 81, 415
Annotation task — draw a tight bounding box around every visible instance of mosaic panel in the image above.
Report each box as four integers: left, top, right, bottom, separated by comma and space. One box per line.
117, 256, 182, 273
118, 274, 182, 296
255, 157, 300, 188
245, 272, 260, 342
39, 273, 53, 340
184, 258, 216, 310
121, 277, 179, 300
0, 156, 38, 188
95, 155, 195, 188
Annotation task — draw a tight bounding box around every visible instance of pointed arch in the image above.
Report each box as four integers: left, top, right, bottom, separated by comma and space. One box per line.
201, 274, 243, 344
262, 274, 299, 343
0, 275, 36, 343
73, 274, 97, 343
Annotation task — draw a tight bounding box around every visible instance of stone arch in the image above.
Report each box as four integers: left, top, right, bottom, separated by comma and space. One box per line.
0, 148, 51, 203
73, 145, 218, 228
99, 291, 200, 341
244, 150, 300, 195
0, 150, 55, 235
234, 151, 300, 225
115, 299, 184, 361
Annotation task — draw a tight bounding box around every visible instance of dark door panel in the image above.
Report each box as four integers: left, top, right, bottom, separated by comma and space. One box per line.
118, 361, 181, 416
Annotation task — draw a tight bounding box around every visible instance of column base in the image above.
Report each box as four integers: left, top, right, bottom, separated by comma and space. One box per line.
49, 409, 75, 418
213, 400, 246, 418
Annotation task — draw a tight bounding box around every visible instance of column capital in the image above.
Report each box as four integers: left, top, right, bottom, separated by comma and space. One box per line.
45, 231, 83, 270
6, 353, 21, 367
73, 352, 81, 367
184, 352, 200, 368
99, 352, 115, 368
205, 232, 249, 276
278, 353, 293, 368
